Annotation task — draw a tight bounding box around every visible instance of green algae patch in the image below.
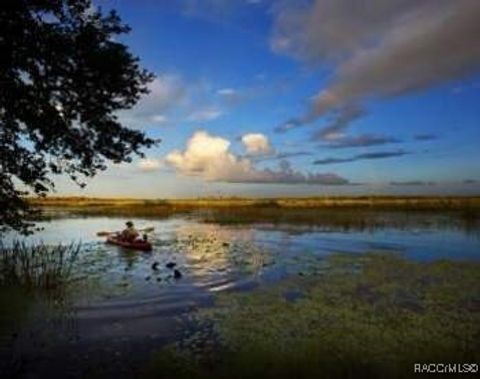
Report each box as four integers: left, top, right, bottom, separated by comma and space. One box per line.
146, 253, 480, 379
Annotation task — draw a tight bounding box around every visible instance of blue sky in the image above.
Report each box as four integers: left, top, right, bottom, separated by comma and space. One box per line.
57, 0, 480, 197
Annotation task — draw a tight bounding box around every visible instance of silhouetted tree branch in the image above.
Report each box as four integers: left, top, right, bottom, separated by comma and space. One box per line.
0, 0, 157, 234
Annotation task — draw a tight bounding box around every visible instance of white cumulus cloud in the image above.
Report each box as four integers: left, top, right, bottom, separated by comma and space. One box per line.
241, 133, 273, 155
165, 131, 349, 185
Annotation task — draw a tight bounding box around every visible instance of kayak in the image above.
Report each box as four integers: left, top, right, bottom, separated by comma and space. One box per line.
106, 236, 152, 252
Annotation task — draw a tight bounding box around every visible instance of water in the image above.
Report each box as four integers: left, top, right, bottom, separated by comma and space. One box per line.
1, 211, 479, 377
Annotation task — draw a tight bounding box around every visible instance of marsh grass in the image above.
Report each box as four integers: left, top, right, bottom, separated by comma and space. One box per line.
145, 253, 480, 379
0, 243, 81, 378
30, 195, 480, 209
29, 196, 480, 233
0, 241, 80, 290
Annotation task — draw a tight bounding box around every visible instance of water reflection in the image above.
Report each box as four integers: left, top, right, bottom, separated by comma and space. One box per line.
1, 211, 480, 378
174, 224, 269, 281
117, 249, 141, 271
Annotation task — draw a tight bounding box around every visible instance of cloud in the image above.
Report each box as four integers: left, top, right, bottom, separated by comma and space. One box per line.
186, 107, 223, 122
320, 134, 401, 149
313, 157, 352, 165
165, 131, 349, 184
135, 75, 186, 116
274, 118, 302, 133
217, 87, 245, 106
119, 74, 186, 128
217, 88, 237, 96
314, 150, 409, 165
272, 0, 480, 132
138, 158, 162, 172
313, 105, 366, 141
216, 82, 278, 107
463, 179, 478, 184
389, 180, 436, 186
150, 114, 168, 124
275, 151, 313, 159
121, 74, 228, 127
414, 133, 437, 141
250, 151, 313, 163
241, 133, 273, 155
356, 151, 409, 159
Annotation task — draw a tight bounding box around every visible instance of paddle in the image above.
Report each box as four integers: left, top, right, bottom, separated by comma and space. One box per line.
96, 227, 155, 237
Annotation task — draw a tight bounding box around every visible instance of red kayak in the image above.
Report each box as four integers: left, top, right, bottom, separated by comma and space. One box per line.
106, 236, 152, 252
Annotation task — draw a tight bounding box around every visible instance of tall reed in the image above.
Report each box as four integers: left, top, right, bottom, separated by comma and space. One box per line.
0, 241, 80, 289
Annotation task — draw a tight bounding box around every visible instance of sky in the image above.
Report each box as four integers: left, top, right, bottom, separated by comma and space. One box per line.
57, 0, 480, 198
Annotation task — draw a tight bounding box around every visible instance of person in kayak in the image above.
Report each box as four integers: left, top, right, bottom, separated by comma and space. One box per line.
120, 221, 139, 242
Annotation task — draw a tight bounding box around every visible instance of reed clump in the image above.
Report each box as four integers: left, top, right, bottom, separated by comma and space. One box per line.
0, 241, 80, 290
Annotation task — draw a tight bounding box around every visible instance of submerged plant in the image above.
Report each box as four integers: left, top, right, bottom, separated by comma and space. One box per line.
0, 241, 80, 290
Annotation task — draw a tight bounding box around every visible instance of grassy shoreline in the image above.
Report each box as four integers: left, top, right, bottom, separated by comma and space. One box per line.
29, 195, 480, 211
27, 196, 480, 229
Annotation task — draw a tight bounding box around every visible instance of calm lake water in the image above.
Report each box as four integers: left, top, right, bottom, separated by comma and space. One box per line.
1, 210, 480, 378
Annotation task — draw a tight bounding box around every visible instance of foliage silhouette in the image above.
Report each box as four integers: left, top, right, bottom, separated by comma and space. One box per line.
0, 0, 157, 233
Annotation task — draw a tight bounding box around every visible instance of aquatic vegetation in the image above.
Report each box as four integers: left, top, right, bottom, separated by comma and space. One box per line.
0, 243, 82, 376
146, 253, 480, 379
0, 241, 80, 290
173, 228, 274, 277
